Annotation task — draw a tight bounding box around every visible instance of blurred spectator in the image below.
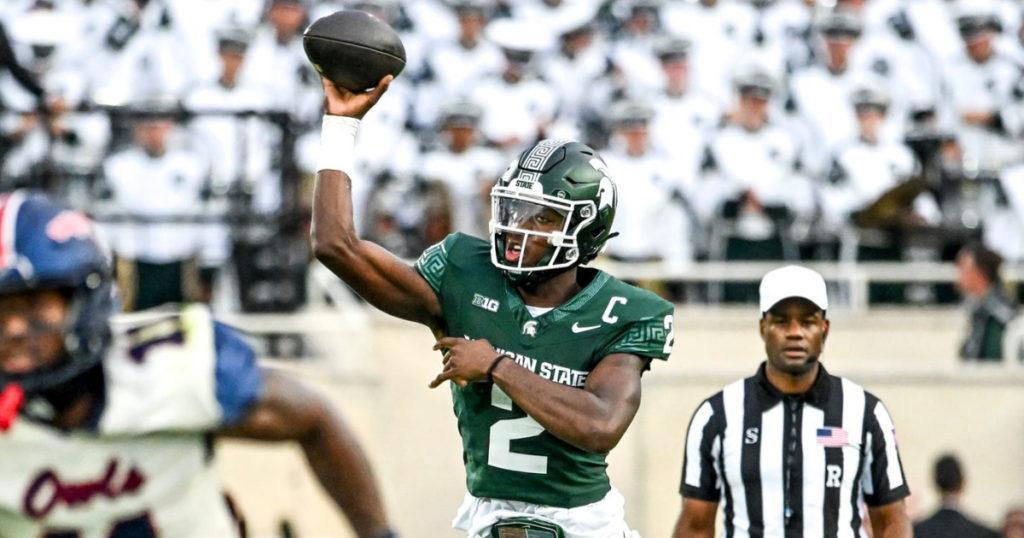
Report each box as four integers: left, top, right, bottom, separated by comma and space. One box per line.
89, 0, 195, 106
662, 0, 754, 99
398, 0, 459, 47
789, 9, 890, 176
413, 0, 501, 128
184, 26, 279, 213
1002, 507, 1024, 538
643, 37, 721, 184
702, 67, 808, 238
699, 64, 814, 302
913, 454, 1000, 538
821, 86, 938, 235
238, 0, 321, 123
747, 0, 815, 74
0, 18, 50, 110
418, 99, 504, 238
471, 18, 557, 152
513, 0, 586, 22
903, 0, 962, 62
819, 86, 942, 289
955, 242, 1019, 360
428, 0, 501, 95
942, 3, 1024, 172
601, 100, 695, 265
539, 5, 611, 139
836, 3, 939, 135
610, 0, 667, 97
96, 99, 225, 311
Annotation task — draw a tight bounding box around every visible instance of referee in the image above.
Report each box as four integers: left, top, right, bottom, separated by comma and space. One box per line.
673, 266, 912, 538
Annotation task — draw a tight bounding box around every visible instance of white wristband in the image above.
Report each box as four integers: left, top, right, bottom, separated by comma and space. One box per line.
318, 115, 360, 174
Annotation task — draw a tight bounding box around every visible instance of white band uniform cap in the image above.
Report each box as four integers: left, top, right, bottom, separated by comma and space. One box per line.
759, 265, 829, 313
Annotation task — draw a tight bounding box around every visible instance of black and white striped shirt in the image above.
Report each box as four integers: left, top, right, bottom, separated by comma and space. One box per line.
680, 363, 909, 538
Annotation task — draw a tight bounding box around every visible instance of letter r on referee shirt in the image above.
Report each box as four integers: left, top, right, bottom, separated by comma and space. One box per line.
826, 464, 842, 487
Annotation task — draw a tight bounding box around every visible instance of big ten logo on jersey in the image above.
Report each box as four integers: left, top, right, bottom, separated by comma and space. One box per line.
472, 293, 499, 313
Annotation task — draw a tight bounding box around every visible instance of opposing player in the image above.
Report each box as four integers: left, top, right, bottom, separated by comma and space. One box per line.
312, 76, 674, 538
0, 190, 398, 538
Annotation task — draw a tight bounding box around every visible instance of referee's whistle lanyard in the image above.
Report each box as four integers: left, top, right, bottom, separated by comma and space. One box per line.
783, 397, 802, 525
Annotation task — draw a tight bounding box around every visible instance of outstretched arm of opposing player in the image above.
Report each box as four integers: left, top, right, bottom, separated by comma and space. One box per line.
311, 77, 443, 331
430, 337, 644, 454
672, 498, 718, 538
219, 368, 396, 538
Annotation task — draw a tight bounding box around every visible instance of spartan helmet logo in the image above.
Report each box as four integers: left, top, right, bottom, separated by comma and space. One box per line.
522, 320, 539, 337
597, 176, 615, 210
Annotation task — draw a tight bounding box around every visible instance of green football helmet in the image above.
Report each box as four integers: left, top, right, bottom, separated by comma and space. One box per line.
489, 139, 618, 286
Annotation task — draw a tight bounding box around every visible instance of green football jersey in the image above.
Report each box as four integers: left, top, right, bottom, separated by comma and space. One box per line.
415, 233, 674, 508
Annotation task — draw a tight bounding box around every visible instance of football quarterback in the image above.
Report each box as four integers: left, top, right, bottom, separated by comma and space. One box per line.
313, 77, 675, 538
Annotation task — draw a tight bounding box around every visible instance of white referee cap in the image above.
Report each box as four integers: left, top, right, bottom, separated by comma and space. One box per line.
759, 265, 828, 314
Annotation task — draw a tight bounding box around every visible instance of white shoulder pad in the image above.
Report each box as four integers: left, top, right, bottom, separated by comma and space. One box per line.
99, 304, 221, 435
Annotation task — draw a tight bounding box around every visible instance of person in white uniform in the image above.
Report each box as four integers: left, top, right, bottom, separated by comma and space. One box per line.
601, 99, 697, 265
538, 6, 613, 138
820, 86, 940, 241
412, 0, 502, 130
97, 99, 222, 311
237, 0, 321, 125
700, 65, 814, 301
0, 190, 400, 538
941, 4, 1024, 172
184, 26, 280, 214
642, 36, 722, 186
418, 99, 505, 239
788, 10, 890, 176
470, 18, 558, 154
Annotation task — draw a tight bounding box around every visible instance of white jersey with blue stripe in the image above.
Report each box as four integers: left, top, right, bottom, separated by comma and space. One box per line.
0, 304, 261, 538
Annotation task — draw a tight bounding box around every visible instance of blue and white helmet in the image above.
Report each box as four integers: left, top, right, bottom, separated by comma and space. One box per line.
0, 190, 115, 396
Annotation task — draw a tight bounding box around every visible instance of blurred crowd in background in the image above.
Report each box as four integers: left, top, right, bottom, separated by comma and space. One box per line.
2, 0, 1024, 318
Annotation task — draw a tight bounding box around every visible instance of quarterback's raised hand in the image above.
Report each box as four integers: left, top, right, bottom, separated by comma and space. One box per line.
429, 337, 504, 388
321, 75, 392, 119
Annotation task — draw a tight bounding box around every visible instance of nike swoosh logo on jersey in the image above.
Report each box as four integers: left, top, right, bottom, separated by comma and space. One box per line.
571, 322, 600, 333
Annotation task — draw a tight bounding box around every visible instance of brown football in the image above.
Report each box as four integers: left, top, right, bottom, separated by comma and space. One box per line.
303, 10, 406, 92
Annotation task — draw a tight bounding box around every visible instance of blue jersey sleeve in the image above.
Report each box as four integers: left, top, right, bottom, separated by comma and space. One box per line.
213, 322, 263, 425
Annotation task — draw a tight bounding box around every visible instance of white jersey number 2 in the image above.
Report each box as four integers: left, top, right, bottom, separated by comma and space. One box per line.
487, 385, 547, 474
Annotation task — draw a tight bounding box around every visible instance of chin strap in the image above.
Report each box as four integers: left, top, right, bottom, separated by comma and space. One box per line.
0, 384, 24, 432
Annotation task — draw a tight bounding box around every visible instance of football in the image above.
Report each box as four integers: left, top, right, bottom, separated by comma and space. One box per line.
303, 10, 406, 92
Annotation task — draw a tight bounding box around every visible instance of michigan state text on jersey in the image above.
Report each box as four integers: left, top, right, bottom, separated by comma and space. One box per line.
0, 191, 397, 538
312, 76, 675, 538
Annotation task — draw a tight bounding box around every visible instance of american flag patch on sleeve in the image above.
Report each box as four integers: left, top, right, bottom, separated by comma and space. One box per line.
817, 427, 850, 447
